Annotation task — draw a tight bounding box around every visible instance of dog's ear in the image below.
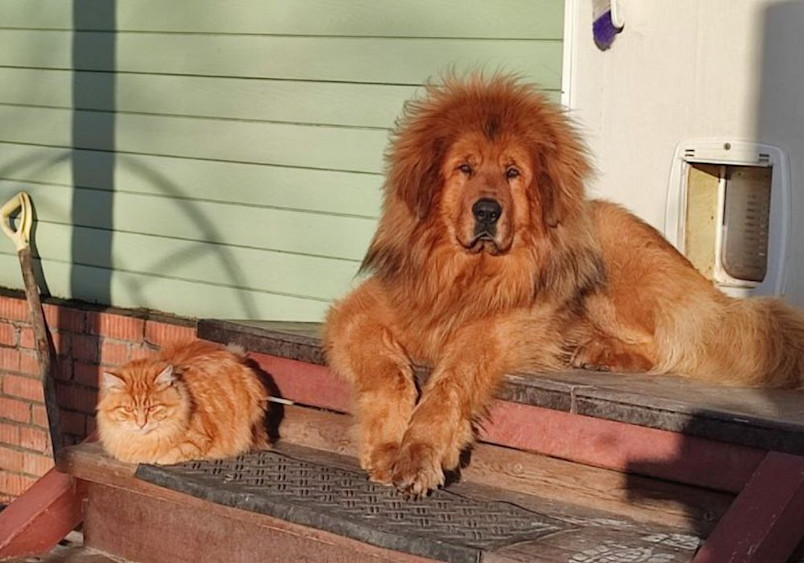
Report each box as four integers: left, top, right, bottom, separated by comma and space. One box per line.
533, 122, 590, 228
388, 136, 445, 220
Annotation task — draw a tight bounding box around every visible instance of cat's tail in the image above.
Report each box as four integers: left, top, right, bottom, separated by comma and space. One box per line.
225, 343, 248, 358
657, 296, 804, 388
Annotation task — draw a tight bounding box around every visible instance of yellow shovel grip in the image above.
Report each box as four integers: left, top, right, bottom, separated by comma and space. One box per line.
1, 192, 33, 252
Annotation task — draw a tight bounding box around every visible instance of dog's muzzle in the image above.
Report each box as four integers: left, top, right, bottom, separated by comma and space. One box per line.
472, 198, 502, 239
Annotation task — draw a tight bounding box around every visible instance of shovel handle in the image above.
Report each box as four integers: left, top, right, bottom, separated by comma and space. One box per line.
1, 192, 33, 252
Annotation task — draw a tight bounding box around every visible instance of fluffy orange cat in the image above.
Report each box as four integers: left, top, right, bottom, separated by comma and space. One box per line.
96, 340, 269, 464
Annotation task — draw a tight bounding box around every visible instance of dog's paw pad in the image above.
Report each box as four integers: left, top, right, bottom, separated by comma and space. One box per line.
391, 442, 445, 498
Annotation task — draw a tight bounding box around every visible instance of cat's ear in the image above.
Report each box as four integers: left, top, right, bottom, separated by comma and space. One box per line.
155, 365, 175, 387
101, 372, 125, 391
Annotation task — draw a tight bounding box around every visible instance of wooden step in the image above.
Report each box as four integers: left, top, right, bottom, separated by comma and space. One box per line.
198, 320, 804, 459
192, 320, 804, 562
276, 404, 732, 535
54, 401, 744, 562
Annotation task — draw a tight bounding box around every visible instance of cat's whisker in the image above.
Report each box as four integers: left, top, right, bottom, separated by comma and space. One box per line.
267, 397, 294, 406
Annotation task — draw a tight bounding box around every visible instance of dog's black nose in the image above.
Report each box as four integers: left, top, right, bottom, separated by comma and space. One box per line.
472, 198, 502, 225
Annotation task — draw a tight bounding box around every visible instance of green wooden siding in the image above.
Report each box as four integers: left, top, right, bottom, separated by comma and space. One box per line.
0, 0, 565, 321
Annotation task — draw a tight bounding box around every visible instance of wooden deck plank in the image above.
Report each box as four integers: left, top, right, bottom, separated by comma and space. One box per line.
200, 320, 804, 456
62, 441, 700, 562
85, 483, 431, 563
276, 404, 732, 534
246, 349, 766, 494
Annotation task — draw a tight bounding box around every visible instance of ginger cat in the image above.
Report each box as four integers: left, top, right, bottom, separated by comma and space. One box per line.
96, 340, 269, 464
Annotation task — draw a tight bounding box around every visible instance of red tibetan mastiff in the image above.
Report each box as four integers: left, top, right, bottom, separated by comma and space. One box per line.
324, 75, 804, 496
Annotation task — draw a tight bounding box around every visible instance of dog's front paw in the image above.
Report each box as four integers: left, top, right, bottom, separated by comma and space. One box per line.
391, 441, 444, 498
362, 441, 399, 485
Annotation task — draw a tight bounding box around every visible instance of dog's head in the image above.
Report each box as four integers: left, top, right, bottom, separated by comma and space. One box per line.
363, 74, 593, 279
394, 74, 589, 245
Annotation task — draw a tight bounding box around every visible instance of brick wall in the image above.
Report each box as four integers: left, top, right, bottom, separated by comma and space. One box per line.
0, 292, 196, 503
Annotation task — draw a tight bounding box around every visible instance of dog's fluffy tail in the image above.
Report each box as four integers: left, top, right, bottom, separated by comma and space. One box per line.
657, 296, 804, 388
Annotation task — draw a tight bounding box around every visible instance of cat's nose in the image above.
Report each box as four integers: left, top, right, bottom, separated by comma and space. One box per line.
135, 417, 147, 428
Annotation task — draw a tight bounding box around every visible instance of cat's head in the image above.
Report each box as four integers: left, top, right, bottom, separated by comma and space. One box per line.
97, 359, 191, 436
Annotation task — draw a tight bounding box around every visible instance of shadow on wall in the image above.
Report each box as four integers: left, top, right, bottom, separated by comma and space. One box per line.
623, 1, 804, 555
72, 0, 116, 306
756, 0, 804, 308
67, 0, 258, 318
108, 155, 261, 317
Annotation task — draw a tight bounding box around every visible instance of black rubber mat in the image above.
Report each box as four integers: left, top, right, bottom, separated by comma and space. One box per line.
135, 449, 562, 562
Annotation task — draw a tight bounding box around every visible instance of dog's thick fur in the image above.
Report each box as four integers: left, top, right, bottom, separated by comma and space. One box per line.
324, 75, 804, 496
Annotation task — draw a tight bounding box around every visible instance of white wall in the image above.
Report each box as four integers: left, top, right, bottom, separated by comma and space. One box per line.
566, 0, 804, 306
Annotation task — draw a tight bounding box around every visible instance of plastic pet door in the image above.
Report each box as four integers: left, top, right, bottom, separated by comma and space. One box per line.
665, 141, 791, 298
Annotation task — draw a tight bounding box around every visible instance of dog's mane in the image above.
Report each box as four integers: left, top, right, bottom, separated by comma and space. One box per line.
360, 74, 605, 322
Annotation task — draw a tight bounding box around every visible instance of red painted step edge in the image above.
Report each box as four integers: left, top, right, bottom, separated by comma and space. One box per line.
250, 352, 766, 494
0, 468, 86, 559
0, 433, 97, 558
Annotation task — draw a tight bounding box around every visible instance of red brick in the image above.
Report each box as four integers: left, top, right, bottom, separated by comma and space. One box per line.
2, 374, 44, 402
0, 397, 30, 423
99, 340, 130, 367
22, 451, 53, 476
72, 334, 100, 363
86, 415, 97, 436
87, 311, 145, 342
55, 358, 73, 382
144, 321, 195, 348
31, 405, 48, 428
18, 349, 41, 376
20, 327, 69, 356
74, 362, 101, 388
43, 304, 84, 333
0, 421, 20, 445
0, 347, 20, 371
60, 411, 86, 436
0, 472, 37, 496
0, 322, 15, 346
19, 426, 48, 452
0, 296, 29, 322
57, 384, 98, 415
18, 326, 34, 349
129, 344, 157, 361
21, 328, 37, 351
0, 445, 24, 472
52, 331, 71, 356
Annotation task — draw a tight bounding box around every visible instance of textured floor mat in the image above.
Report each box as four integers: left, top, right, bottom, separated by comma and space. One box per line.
135, 449, 562, 562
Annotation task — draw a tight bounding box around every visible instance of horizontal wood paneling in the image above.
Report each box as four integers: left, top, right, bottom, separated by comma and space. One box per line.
1, 222, 359, 301
0, 144, 383, 217
0, 31, 563, 88
0, 254, 330, 321
0, 69, 562, 126
0, 181, 377, 261
0, 106, 389, 174
1, 0, 564, 39
0, 1, 565, 321
0, 69, 422, 128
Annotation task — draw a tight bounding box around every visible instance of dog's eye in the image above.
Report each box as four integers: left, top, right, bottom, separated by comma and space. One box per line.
506, 167, 520, 180
457, 164, 472, 175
